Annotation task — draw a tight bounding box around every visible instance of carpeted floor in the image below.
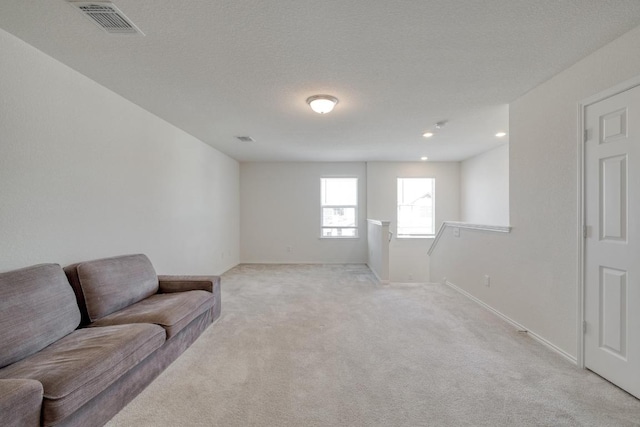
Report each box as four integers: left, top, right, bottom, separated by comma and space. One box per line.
107, 264, 640, 427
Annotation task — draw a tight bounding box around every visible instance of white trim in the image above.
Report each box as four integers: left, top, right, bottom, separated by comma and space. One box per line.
576, 101, 586, 369
367, 219, 391, 226
428, 221, 511, 255
444, 280, 577, 365
581, 75, 640, 107
239, 262, 369, 266
576, 75, 640, 369
318, 236, 359, 240
367, 263, 389, 284
389, 282, 428, 286
442, 221, 512, 233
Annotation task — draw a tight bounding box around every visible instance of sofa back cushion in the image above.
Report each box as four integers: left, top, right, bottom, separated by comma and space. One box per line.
0, 264, 81, 368
75, 254, 159, 322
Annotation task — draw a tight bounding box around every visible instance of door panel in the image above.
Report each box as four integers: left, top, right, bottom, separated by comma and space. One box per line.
600, 155, 627, 241
584, 84, 640, 398
599, 266, 626, 358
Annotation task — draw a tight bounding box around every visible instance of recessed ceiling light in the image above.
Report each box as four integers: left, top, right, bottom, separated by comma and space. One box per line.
422, 132, 434, 138
420, 156, 429, 161
306, 95, 338, 114
495, 132, 507, 138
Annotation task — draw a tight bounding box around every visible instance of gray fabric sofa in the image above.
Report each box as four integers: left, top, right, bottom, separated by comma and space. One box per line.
0, 254, 221, 427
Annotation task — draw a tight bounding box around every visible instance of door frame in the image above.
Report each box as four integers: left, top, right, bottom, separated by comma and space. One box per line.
577, 75, 640, 369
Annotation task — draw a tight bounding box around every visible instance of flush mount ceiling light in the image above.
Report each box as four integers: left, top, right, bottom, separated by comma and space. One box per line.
420, 156, 429, 161
422, 132, 434, 138
306, 95, 338, 114
495, 132, 507, 138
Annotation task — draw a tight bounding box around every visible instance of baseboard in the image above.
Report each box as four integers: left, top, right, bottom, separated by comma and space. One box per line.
389, 282, 427, 286
367, 263, 389, 284
444, 280, 577, 365
237, 262, 368, 266
219, 262, 240, 275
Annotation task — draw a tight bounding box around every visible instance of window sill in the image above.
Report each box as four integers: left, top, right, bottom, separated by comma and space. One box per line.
319, 236, 360, 240
396, 235, 435, 239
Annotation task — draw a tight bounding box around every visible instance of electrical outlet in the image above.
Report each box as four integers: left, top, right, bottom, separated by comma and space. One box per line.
408, 273, 413, 280
453, 227, 460, 238
483, 275, 490, 287
286, 246, 292, 252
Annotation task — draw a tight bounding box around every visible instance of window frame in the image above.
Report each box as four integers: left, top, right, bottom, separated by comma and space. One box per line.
320, 177, 359, 239
396, 177, 435, 239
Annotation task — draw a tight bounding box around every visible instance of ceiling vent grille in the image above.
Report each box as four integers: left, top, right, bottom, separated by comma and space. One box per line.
236, 136, 256, 143
67, 1, 144, 35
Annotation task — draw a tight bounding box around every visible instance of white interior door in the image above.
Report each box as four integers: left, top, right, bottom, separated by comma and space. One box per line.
584, 84, 640, 398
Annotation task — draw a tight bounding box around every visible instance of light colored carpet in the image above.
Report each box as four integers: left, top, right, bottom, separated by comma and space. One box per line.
107, 264, 640, 427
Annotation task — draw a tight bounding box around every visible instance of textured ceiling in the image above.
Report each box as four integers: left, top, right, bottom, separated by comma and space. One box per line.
2, 1, 640, 162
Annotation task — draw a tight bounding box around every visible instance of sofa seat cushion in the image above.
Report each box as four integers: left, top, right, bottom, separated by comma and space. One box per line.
0, 324, 165, 426
91, 290, 214, 339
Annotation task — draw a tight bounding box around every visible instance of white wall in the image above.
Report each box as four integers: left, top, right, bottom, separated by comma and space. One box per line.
240, 162, 368, 263
460, 144, 509, 225
366, 220, 390, 283
0, 28, 240, 275
430, 24, 640, 359
367, 162, 460, 282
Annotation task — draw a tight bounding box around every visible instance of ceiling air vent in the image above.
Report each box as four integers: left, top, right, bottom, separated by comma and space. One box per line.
236, 136, 256, 143
67, 1, 144, 35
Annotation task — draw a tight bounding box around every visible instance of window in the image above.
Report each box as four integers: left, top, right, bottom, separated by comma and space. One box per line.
397, 178, 435, 237
321, 177, 358, 238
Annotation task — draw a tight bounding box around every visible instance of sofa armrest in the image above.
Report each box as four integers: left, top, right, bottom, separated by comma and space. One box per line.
158, 275, 220, 294
0, 379, 43, 427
